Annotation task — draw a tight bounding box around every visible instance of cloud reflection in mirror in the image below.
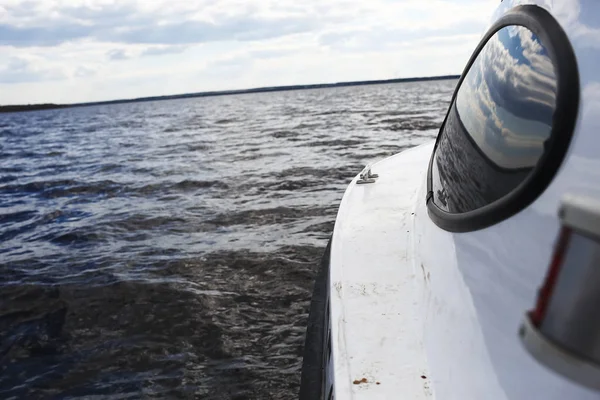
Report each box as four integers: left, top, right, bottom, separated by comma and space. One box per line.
456, 25, 556, 169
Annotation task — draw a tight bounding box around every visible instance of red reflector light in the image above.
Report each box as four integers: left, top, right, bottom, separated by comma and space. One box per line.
520, 194, 600, 391
529, 227, 571, 326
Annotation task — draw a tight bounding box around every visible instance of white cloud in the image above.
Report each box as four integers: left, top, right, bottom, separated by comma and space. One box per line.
0, 55, 66, 84
106, 48, 130, 61
74, 66, 96, 78
141, 45, 188, 57
0, 0, 497, 104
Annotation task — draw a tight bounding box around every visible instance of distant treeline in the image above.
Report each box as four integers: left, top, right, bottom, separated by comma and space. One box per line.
0, 75, 460, 113
0, 104, 71, 113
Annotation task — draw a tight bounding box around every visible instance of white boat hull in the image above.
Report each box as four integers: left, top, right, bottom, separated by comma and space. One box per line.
301, 0, 600, 398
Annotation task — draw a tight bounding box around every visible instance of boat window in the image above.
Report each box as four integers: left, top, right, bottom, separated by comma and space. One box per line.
427, 5, 579, 231
431, 25, 556, 213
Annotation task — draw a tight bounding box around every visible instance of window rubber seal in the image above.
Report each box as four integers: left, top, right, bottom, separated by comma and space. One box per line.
426, 4, 580, 233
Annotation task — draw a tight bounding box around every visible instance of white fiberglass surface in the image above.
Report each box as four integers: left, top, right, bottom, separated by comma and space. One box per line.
331, 143, 599, 399
417, 1, 600, 398
328, 143, 434, 399
329, 1, 600, 398
415, 183, 600, 399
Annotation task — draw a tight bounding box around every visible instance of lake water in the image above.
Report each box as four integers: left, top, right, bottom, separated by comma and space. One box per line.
0, 80, 456, 399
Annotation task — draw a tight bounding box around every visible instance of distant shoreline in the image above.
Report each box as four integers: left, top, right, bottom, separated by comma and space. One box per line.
0, 75, 459, 113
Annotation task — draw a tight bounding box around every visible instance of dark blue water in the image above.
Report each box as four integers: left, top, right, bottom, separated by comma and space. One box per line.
0, 81, 455, 399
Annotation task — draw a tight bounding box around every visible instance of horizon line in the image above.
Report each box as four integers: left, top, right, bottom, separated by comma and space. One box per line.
0, 74, 460, 113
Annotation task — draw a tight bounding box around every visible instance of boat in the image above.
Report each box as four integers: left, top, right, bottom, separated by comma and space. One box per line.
300, 0, 600, 398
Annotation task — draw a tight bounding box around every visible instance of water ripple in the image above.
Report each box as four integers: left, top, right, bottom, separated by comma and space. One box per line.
0, 81, 456, 398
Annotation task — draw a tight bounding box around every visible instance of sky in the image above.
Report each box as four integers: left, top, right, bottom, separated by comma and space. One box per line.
0, 0, 497, 105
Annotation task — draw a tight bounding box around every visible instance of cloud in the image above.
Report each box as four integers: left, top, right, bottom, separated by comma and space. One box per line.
109, 17, 317, 45
0, 0, 495, 48
210, 55, 252, 69
0, 56, 65, 84
207, 46, 299, 68
107, 49, 130, 61
248, 47, 299, 59
0, 2, 319, 47
0, 24, 88, 47
319, 21, 487, 52
140, 46, 188, 57
75, 66, 96, 78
